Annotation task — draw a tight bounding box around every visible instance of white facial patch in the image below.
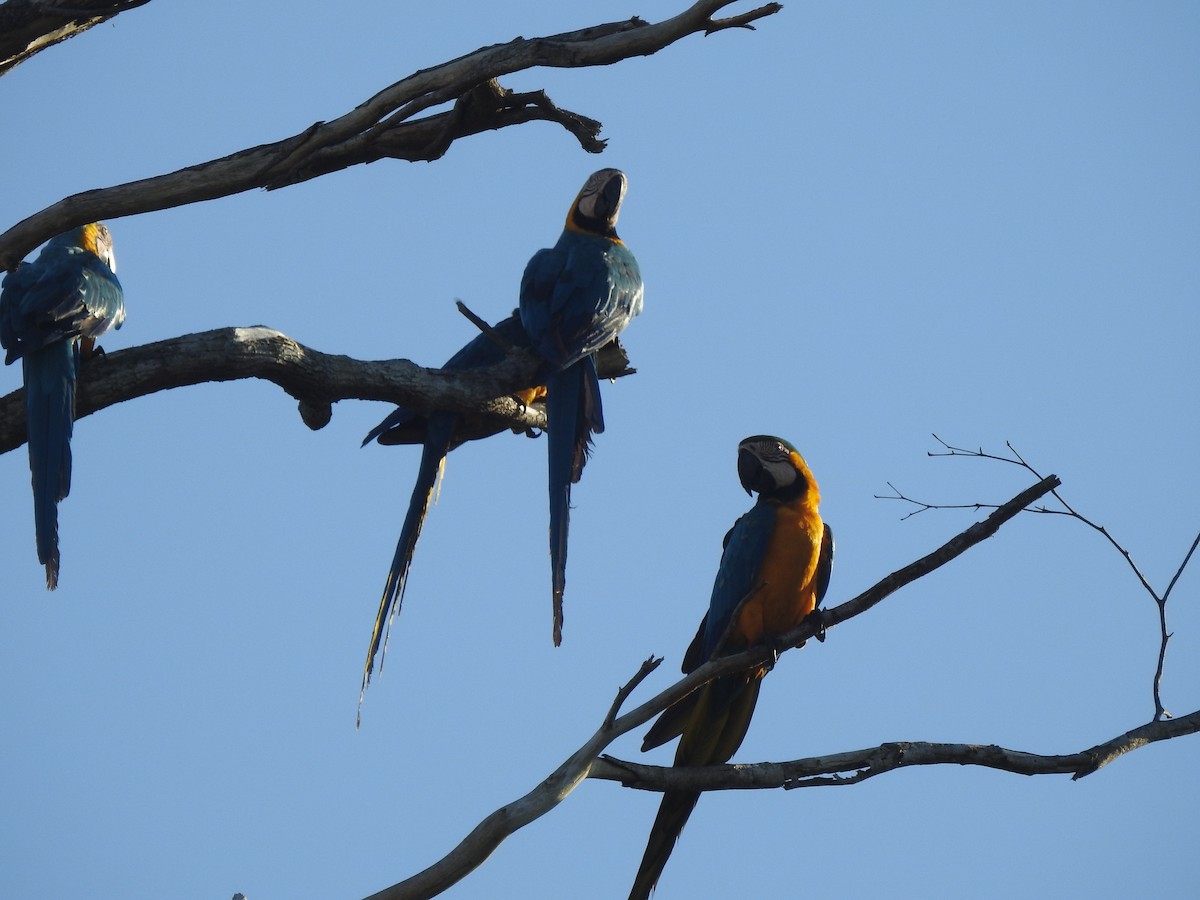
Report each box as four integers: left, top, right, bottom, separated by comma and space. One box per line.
575, 168, 626, 225
96, 225, 117, 273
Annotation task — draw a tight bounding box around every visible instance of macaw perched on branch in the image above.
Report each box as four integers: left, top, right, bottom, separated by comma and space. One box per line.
1, 223, 125, 589
359, 312, 545, 704
628, 435, 834, 900
519, 168, 643, 645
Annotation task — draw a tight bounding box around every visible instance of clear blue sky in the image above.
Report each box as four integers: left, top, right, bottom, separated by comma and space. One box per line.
2, 2, 1197, 898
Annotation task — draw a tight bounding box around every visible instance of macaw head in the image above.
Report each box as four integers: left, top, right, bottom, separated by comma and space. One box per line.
82, 223, 117, 273
565, 168, 628, 240
47, 222, 117, 274
737, 434, 820, 504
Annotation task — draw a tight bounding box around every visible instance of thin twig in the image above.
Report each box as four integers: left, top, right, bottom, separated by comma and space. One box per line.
455, 301, 512, 350
893, 435, 1196, 722
1151, 530, 1199, 719
604, 657, 664, 730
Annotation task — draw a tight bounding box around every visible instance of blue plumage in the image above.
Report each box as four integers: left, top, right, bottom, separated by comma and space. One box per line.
1, 224, 125, 589
519, 169, 643, 645
698, 503, 779, 659
359, 312, 544, 706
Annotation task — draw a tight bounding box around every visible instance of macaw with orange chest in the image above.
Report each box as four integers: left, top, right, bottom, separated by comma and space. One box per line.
519, 168, 643, 645
628, 435, 834, 900
359, 311, 545, 699
1, 223, 125, 589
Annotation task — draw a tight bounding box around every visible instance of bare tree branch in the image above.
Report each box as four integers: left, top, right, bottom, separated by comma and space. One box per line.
0, 0, 784, 269
0, 0, 151, 76
885, 435, 1197, 723
362, 655, 665, 900
0, 325, 636, 454
359, 474, 1059, 900
828, 473, 1061, 631
592, 708, 1200, 792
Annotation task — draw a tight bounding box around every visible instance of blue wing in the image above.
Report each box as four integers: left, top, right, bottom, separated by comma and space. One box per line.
1, 244, 124, 363
699, 502, 776, 661
519, 232, 643, 372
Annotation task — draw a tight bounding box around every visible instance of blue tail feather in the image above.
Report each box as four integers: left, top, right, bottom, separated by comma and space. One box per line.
546, 357, 604, 645
360, 411, 456, 710
22, 341, 77, 590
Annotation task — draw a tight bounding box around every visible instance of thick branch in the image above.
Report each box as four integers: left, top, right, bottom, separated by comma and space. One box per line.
0, 1, 783, 268
0, 0, 151, 76
0, 327, 543, 452
359, 474, 1056, 900
0, 325, 635, 453
591, 707, 1200, 791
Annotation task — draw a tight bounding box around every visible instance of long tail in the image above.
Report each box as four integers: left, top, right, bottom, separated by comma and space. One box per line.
628, 790, 701, 900
630, 678, 763, 898
22, 341, 77, 590
359, 412, 456, 714
546, 356, 604, 645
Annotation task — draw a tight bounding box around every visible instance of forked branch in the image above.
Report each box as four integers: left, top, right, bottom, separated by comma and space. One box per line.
880, 435, 1196, 722
0, 1, 784, 268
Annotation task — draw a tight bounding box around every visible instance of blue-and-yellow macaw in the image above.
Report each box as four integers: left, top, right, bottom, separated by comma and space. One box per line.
1, 223, 125, 589
519, 168, 643, 645
628, 435, 834, 900
359, 312, 545, 699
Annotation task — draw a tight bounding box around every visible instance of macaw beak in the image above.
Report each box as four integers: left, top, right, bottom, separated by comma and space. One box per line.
737, 446, 762, 496
600, 172, 627, 222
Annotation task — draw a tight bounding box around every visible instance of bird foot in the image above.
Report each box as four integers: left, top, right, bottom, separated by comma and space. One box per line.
79, 336, 105, 361
757, 639, 783, 673
811, 608, 828, 643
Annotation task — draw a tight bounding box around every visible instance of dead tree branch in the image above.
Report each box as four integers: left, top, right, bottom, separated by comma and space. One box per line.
0, 1, 784, 268
0, 0, 152, 76
0, 324, 635, 454
882, 435, 1197, 722
829, 473, 1060, 630
592, 707, 1200, 792
359, 473, 1057, 900
0, 325, 546, 450
362, 655, 665, 900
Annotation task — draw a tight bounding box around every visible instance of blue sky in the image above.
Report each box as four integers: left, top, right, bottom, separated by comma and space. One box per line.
2, 2, 1197, 898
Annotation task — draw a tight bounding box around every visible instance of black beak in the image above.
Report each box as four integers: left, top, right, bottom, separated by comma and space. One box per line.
737, 446, 762, 496
599, 173, 624, 219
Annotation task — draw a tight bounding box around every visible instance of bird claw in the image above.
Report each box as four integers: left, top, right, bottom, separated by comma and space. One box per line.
78, 336, 97, 357
758, 638, 786, 672
79, 338, 108, 364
